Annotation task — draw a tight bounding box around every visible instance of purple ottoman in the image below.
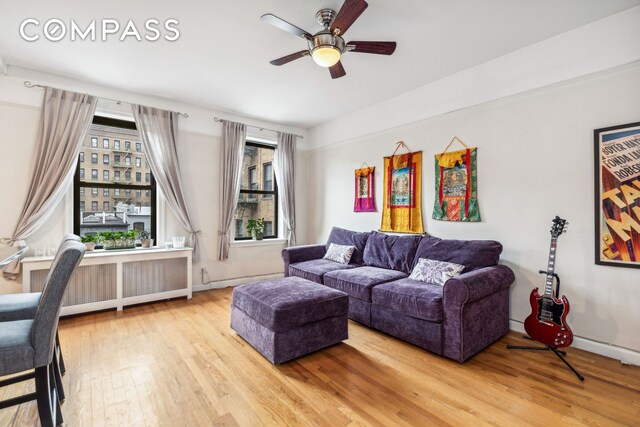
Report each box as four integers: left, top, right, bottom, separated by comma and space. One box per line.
230, 276, 349, 364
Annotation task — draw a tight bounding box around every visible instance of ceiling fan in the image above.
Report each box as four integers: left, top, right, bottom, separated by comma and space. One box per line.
261, 0, 396, 79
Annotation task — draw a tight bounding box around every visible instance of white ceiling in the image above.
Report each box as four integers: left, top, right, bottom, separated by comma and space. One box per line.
1, 0, 639, 128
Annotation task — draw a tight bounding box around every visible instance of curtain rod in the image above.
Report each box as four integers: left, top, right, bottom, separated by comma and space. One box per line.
214, 117, 304, 139
24, 81, 189, 118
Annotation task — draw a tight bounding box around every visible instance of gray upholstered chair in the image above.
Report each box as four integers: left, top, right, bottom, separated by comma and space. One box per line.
0, 240, 85, 427
0, 233, 80, 393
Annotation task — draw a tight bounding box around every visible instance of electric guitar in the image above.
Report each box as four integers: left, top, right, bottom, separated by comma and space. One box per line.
524, 216, 573, 348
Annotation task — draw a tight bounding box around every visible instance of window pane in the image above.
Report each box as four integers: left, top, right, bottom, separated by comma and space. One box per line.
79, 186, 152, 236
236, 144, 277, 239
77, 118, 154, 239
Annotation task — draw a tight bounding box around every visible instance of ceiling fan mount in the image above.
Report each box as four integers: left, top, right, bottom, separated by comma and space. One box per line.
261, 0, 396, 79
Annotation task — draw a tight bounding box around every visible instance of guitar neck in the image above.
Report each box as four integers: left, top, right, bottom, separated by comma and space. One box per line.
544, 237, 558, 298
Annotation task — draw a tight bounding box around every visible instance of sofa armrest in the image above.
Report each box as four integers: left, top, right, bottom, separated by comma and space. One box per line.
281, 244, 327, 277
443, 265, 515, 306
441, 264, 515, 362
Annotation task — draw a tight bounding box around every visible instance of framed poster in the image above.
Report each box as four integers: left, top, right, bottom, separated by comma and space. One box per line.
594, 121, 640, 268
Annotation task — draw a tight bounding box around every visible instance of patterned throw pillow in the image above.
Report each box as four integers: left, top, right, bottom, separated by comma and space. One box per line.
323, 243, 356, 264
409, 258, 465, 286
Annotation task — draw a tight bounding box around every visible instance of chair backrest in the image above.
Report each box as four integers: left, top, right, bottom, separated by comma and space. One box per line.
31, 240, 85, 367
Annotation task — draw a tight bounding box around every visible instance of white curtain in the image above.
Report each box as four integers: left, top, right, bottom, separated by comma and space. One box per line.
218, 121, 246, 260
132, 106, 201, 260
274, 132, 297, 246
2, 87, 97, 279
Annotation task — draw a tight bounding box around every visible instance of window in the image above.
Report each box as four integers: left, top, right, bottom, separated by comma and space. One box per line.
74, 115, 156, 240
145, 173, 150, 182
136, 157, 141, 167
249, 167, 257, 190
136, 142, 141, 152
136, 172, 141, 182
263, 162, 273, 199
235, 141, 278, 240
79, 152, 84, 162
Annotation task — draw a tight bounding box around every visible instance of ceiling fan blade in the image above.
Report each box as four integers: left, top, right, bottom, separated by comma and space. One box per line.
269, 50, 310, 66
329, 61, 346, 79
346, 41, 397, 55
261, 13, 312, 40
330, 0, 368, 36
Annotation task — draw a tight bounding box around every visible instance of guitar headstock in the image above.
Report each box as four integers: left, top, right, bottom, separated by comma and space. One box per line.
550, 216, 568, 238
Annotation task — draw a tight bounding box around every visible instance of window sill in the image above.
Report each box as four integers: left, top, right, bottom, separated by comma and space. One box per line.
230, 238, 287, 248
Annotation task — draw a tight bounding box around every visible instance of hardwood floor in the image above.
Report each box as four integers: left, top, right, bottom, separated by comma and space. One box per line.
1, 288, 639, 426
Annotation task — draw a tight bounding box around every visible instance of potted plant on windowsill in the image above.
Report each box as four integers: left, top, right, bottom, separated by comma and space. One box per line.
80, 234, 98, 251
139, 230, 154, 248
99, 230, 138, 250
246, 218, 266, 241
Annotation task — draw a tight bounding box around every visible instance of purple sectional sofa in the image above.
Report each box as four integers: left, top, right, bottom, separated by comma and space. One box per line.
282, 227, 515, 362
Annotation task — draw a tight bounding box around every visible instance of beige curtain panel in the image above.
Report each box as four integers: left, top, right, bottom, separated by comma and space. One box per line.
218, 120, 247, 260
132, 106, 201, 260
274, 132, 297, 246
2, 87, 97, 279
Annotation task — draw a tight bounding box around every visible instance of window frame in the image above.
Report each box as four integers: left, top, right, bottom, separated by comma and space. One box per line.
73, 115, 157, 238
235, 141, 279, 241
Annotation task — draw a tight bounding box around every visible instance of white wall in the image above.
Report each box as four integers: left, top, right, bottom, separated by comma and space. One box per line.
0, 69, 308, 294
304, 63, 640, 357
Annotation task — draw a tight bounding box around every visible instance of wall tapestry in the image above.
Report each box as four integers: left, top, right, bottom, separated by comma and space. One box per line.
354, 165, 376, 212
432, 137, 480, 222
594, 121, 640, 269
380, 142, 424, 233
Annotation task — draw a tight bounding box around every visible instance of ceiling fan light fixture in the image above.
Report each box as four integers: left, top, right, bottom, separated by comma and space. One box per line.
311, 46, 341, 67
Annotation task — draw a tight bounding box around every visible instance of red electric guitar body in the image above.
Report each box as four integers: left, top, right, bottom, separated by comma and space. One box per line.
524, 216, 574, 348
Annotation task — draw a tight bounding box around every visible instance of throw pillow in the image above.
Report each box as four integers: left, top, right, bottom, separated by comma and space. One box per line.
323, 243, 356, 265
409, 258, 465, 286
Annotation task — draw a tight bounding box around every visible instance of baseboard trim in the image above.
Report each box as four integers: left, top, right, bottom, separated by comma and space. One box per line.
509, 320, 640, 367
193, 272, 285, 292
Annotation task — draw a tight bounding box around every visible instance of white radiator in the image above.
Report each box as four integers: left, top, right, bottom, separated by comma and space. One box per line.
22, 247, 193, 315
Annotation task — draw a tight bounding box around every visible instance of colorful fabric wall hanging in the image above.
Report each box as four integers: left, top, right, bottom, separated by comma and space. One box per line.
354, 166, 376, 212
380, 142, 424, 233
432, 137, 480, 222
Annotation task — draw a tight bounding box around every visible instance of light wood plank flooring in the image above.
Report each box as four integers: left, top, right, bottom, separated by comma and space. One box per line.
1, 288, 639, 426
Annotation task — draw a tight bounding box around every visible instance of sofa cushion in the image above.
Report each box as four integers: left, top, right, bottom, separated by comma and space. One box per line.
413, 236, 502, 272
323, 266, 407, 301
289, 259, 357, 283
363, 231, 422, 274
326, 227, 370, 265
232, 277, 348, 332
323, 243, 355, 264
372, 278, 444, 322
409, 258, 465, 286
